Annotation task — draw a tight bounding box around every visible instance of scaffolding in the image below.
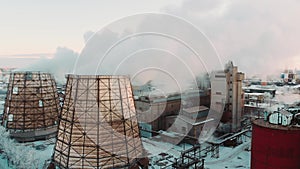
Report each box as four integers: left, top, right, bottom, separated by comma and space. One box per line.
2, 71, 59, 142
52, 75, 147, 169
172, 145, 204, 169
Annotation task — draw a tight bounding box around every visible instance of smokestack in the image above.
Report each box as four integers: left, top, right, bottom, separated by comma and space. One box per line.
52, 74, 147, 168
2, 71, 59, 142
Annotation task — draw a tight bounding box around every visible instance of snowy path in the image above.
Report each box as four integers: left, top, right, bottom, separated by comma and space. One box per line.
142, 138, 181, 157
206, 141, 250, 165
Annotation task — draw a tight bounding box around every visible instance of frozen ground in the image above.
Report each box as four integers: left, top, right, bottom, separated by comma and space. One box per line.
0, 127, 55, 169
274, 85, 300, 104
204, 142, 251, 169
0, 129, 251, 169
142, 135, 251, 169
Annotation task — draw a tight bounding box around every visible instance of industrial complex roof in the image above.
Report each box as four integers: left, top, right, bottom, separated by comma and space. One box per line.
183, 106, 209, 114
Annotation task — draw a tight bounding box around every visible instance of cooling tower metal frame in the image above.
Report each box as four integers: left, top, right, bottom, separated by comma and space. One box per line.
2, 71, 59, 142
52, 74, 147, 169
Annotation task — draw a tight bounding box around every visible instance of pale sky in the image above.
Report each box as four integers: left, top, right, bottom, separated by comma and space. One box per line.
0, 0, 183, 56
1, 0, 300, 79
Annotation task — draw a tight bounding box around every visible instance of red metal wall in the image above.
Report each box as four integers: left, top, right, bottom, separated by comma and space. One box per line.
251, 120, 300, 169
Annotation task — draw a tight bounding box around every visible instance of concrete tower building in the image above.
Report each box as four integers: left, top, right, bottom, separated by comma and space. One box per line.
224, 61, 245, 132
212, 61, 245, 133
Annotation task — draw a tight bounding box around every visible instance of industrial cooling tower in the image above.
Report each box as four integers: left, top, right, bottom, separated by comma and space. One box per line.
52, 75, 147, 169
2, 71, 59, 142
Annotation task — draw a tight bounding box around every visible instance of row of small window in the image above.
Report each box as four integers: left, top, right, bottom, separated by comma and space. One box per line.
23, 72, 49, 81
12, 87, 43, 94
5, 100, 44, 109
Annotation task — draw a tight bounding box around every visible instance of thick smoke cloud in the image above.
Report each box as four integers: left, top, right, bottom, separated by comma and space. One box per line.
19, 0, 300, 85
76, 14, 222, 93
164, 0, 300, 79
18, 47, 78, 84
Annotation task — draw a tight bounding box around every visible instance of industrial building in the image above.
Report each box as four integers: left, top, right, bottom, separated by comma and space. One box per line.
164, 106, 210, 139
224, 61, 245, 132
251, 110, 300, 169
136, 61, 246, 142
212, 61, 245, 133
281, 69, 300, 84
243, 92, 269, 118
244, 93, 265, 105
243, 86, 276, 98
135, 89, 210, 135
52, 75, 148, 169
1, 71, 59, 142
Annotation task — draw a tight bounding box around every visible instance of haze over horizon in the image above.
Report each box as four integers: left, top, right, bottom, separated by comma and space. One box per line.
1, 0, 300, 81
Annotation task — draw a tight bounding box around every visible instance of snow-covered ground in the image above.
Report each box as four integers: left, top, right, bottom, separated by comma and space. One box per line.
0, 131, 251, 169
205, 141, 251, 169
0, 126, 55, 169
274, 85, 300, 104
142, 135, 251, 169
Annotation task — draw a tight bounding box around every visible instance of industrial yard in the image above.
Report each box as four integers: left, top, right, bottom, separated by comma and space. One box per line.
0, 66, 299, 168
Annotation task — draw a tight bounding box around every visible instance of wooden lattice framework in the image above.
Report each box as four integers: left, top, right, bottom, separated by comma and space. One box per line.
1, 71, 59, 141
53, 75, 146, 169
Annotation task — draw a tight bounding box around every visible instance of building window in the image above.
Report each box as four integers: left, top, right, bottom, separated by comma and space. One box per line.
36, 87, 42, 93
25, 72, 32, 80
12, 87, 18, 94
39, 100, 43, 107
8, 114, 13, 122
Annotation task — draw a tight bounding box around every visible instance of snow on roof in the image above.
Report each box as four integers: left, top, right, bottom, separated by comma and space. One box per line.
244, 93, 265, 96
183, 106, 209, 113
178, 115, 214, 126
270, 109, 293, 118
243, 85, 276, 92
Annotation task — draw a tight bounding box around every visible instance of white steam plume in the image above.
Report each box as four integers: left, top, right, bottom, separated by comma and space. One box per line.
17, 47, 78, 84
164, 0, 300, 79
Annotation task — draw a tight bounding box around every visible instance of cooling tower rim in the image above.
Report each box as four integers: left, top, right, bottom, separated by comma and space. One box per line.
65, 74, 130, 79
10, 71, 53, 75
